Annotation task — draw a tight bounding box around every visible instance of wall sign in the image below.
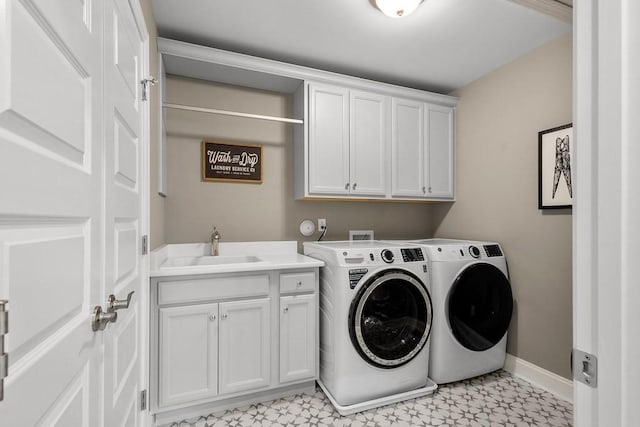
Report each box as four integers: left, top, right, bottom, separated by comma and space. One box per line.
202, 140, 262, 183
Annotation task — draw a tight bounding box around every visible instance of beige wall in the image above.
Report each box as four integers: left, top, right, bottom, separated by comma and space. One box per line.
156, 34, 572, 379
434, 34, 573, 379
140, 0, 165, 249
163, 76, 433, 246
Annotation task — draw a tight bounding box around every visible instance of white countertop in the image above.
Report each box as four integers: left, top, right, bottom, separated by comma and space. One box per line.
150, 241, 324, 278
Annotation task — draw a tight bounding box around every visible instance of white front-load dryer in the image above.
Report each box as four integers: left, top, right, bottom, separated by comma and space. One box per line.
303, 241, 437, 415
412, 239, 513, 384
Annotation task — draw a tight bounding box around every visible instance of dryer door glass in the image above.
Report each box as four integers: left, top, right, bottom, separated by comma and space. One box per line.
349, 270, 433, 368
448, 263, 513, 352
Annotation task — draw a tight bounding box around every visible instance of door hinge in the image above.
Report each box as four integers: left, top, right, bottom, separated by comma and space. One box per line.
573, 349, 598, 388
141, 235, 148, 256
141, 76, 157, 102
140, 389, 147, 411
0, 300, 8, 402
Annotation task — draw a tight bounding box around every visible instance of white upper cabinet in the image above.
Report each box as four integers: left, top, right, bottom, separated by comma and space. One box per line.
156, 39, 456, 201
307, 83, 454, 201
392, 98, 425, 197
308, 84, 388, 197
308, 83, 350, 195
350, 90, 388, 196
391, 99, 455, 200
425, 104, 454, 199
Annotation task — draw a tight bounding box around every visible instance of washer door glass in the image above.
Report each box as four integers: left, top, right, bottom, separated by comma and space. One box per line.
448, 263, 513, 352
349, 270, 433, 368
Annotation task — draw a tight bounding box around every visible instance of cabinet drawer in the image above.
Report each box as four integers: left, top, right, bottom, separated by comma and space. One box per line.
280, 271, 315, 294
158, 274, 269, 305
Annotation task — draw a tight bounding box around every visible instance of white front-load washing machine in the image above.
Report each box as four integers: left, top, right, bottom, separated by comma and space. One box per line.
303, 241, 437, 415
411, 239, 513, 384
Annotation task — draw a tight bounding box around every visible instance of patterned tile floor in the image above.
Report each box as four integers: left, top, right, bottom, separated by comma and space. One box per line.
169, 370, 573, 427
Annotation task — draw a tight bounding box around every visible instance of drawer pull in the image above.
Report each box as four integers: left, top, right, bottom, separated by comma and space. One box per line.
296, 281, 302, 287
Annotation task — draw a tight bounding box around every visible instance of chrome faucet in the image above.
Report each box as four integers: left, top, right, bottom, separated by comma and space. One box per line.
211, 226, 221, 256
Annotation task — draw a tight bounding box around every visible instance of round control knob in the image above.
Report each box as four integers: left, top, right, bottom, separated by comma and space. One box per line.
381, 249, 394, 263
469, 246, 481, 258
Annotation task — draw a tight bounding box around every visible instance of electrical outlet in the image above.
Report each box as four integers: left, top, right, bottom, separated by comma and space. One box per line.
318, 218, 327, 231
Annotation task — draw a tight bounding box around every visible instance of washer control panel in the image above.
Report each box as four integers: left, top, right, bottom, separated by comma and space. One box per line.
341, 247, 425, 266
381, 249, 394, 263
401, 248, 425, 262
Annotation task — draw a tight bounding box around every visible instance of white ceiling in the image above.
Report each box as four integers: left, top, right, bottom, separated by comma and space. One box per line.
152, 0, 571, 94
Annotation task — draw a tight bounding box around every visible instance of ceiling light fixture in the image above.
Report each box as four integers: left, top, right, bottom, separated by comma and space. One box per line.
373, 0, 424, 18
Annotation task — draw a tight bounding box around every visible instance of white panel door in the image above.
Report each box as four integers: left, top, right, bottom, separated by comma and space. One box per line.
218, 298, 270, 395
391, 98, 425, 197
425, 104, 454, 199
103, 0, 147, 425
350, 90, 388, 196
0, 0, 102, 424
159, 303, 219, 407
574, 0, 640, 425
308, 83, 350, 195
279, 294, 316, 384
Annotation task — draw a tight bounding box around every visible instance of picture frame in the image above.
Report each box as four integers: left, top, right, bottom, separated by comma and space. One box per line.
538, 123, 573, 209
202, 140, 263, 183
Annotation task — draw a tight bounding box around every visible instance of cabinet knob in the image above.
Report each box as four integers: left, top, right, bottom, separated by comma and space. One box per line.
222, 313, 228, 320
296, 281, 302, 287
422, 186, 426, 194
283, 306, 289, 314
352, 183, 357, 190
209, 314, 216, 321
428, 186, 432, 193
345, 183, 349, 190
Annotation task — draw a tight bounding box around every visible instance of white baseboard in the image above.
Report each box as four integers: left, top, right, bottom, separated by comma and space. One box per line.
503, 353, 573, 403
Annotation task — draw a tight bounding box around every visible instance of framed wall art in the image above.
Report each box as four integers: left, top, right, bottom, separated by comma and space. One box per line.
202, 140, 263, 183
538, 123, 573, 209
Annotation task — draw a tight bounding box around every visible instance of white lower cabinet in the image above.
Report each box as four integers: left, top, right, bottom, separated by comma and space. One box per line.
159, 303, 219, 407
280, 294, 316, 383
152, 269, 319, 419
219, 298, 271, 394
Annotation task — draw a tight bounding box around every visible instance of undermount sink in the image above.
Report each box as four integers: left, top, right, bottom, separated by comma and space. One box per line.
162, 255, 264, 268
195, 255, 263, 265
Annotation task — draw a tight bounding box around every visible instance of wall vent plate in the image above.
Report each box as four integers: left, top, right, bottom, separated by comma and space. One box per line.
349, 230, 374, 241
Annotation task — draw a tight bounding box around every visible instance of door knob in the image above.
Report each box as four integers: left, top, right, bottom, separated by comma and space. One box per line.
108, 291, 134, 311
91, 306, 117, 331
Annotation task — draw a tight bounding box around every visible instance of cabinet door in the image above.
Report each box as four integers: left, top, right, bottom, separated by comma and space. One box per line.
219, 298, 271, 394
308, 83, 350, 195
425, 104, 454, 199
392, 98, 426, 197
280, 294, 317, 383
350, 90, 388, 196
159, 303, 219, 407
